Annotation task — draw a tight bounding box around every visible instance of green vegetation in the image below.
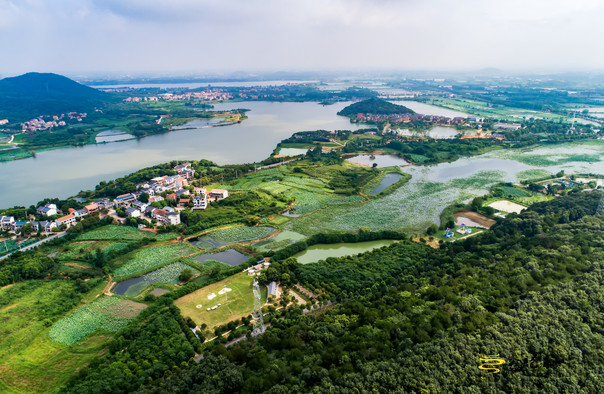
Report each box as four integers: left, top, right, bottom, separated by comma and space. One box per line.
252, 230, 307, 252
191, 226, 275, 248
337, 98, 415, 117
76, 225, 176, 241
175, 271, 266, 329
113, 243, 196, 278
49, 297, 145, 345
0, 280, 108, 393
63, 192, 604, 393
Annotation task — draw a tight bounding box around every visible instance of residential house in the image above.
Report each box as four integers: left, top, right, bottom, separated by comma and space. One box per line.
36, 203, 57, 217
39, 220, 57, 232
164, 212, 181, 225
132, 201, 148, 212
210, 189, 229, 200
13, 221, 28, 232
95, 198, 112, 210
173, 162, 191, 173
194, 187, 207, 196
175, 188, 190, 197
84, 203, 99, 214
144, 206, 156, 217
166, 193, 177, 201
76, 209, 88, 218
125, 207, 141, 218
163, 206, 175, 213
178, 199, 190, 208
0, 216, 15, 231
193, 194, 207, 209
30, 221, 39, 232
56, 214, 77, 228
149, 195, 164, 203
113, 193, 137, 207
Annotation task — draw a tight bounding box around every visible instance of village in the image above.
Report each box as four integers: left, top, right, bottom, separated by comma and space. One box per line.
123, 90, 232, 102
20, 112, 87, 131
0, 162, 229, 241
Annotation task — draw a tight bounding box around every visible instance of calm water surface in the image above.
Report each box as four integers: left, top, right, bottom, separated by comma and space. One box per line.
293, 240, 398, 264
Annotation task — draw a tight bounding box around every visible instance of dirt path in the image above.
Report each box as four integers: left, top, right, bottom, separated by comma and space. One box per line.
102, 275, 115, 296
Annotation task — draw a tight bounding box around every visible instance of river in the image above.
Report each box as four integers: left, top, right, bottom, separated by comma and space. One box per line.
0, 101, 365, 208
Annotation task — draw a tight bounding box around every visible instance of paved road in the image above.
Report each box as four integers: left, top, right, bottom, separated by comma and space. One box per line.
0, 231, 67, 260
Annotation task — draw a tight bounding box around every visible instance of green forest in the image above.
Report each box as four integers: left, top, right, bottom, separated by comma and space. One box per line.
59, 192, 604, 393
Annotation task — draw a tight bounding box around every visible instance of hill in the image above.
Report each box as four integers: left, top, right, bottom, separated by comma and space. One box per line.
337, 98, 415, 117
0, 72, 109, 121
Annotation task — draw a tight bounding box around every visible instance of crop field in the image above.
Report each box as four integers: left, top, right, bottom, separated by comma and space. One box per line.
175, 272, 267, 329
252, 231, 307, 252
192, 226, 275, 249
76, 225, 177, 241
113, 243, 196, 278
49, 297, 145, 345
113, 262, 200, 297
500, 186, 531, 197
0, 281, 112, 393
289, 170, 506, 234
487, 200, 527, 214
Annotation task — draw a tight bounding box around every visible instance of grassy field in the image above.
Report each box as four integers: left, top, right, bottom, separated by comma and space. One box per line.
113, 243, 197, 278
175, 272, 267, 329
49, 297, 146, 346
114, 262, 200, 297
0, 281, 112, 393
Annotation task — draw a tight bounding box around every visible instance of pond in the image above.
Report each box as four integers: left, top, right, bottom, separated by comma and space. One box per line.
278, 147, 309, 156
370, 173, 404, 194
193, 249, 249, 267
292, 240, 398, 264
346, 154, 409, 167
113, 262, 196, 297
95, 129, 134, 143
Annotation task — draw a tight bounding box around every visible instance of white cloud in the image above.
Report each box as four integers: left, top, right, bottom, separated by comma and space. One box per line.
1, 0, 604, 75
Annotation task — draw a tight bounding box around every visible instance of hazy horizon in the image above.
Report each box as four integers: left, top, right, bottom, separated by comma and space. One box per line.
2, 0, 604, 76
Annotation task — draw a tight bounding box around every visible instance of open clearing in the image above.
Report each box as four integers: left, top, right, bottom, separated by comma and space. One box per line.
454, 211, 496, 229
487, 200, 526, 214
175, 272, 266, 328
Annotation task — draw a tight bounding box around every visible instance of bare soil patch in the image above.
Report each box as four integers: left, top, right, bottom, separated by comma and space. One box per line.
454, 211, 496, 229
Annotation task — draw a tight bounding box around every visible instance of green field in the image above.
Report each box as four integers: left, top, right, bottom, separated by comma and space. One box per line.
115, 262, 200, 297
76, 225, 177, 241
0, 281, 111, 393
192, 226, 275, 249
56, 240, 132, 261
49, 297, 146, 346
175, 272, 267, 329
500, 186, 531, 197
113, 243, 196, 278
252, 230, 307, 252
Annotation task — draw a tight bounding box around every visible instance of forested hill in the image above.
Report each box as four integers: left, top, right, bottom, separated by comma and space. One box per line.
0, 72, 109, 120
64, 192, 604, 393
337, 98, 415, 116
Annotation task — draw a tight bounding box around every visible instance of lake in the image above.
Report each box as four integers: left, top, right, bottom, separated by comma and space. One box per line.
292, 240, 398, 264
0, 101, 366, 208
193, 249, 249, 266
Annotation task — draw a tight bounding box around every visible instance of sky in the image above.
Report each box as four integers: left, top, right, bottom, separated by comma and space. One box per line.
1, 0, 604, 77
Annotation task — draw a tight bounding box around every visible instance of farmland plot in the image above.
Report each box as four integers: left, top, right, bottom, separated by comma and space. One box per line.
113, 243, 196, 278
191, 226, 275, 249
76, 225, 177, 241
49, 297, 146, 345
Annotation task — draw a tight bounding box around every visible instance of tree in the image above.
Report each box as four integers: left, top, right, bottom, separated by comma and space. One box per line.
426, 224, 438, 235
139, 193, 149, 203
179, 268, 193, 282
20, 223, 33, 236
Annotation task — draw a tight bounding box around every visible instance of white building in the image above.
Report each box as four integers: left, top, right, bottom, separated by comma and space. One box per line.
36, 203, 57, 217
193, 194, 208, 209
125, 207, 141, 218
164, 212, 181, 225
0, 216, 15, 231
